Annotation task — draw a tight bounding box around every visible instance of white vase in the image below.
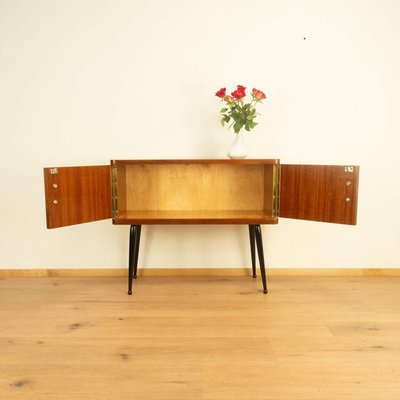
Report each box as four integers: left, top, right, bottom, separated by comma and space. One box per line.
227, 131, 248, 159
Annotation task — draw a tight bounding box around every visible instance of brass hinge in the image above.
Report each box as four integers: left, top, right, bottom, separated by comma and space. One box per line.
111, 165, 118, 218
272, 164, 280, 218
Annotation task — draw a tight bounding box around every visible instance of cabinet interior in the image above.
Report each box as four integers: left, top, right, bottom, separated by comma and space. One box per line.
112, 161, 279, 224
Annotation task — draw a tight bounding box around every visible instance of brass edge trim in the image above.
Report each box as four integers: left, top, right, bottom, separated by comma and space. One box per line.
272, 164, 280, 218
111, 165, 118, 218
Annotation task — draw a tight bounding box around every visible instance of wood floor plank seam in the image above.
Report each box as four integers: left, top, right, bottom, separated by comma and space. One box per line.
0, 267, 400, 278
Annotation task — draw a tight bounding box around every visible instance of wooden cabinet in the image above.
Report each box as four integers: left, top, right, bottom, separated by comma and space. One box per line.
44, 159, 359, 228
43, 159, 359, 294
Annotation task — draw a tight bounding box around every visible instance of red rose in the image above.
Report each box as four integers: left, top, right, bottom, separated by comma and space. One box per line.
231, 90, 246, 100
252, 88, 266, 101
231, 87, 246, 99
231, 84, 246, 99
215, 88, 226, 98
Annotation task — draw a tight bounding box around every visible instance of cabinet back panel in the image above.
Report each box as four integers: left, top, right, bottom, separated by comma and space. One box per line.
123, 164, 266, 211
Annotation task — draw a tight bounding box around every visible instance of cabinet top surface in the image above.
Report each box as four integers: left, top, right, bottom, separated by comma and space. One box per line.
111, 159, 279, 165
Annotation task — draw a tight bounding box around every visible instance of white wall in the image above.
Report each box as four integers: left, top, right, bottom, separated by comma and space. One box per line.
1, 0, 399, 269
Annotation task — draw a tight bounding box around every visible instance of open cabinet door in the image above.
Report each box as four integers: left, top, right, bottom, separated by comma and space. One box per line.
279, 164, 359, 225
44, 165, 112, 229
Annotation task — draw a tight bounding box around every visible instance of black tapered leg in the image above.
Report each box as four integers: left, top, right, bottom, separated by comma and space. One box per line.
128, 225, 136, 295
128, 224, 142, 295
133, 225, 142, 279
249, 225, 257, 278
254, 224, 268, 294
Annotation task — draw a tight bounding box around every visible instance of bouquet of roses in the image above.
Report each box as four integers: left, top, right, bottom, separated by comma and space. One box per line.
215, 85, 266, 134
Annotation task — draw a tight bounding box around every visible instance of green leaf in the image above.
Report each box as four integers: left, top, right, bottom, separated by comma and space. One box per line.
249, 121, 258, 129
233, 121, 243, 133
220, 108, 228, 113
220, 117, 226, 127
224, 115, 231, 123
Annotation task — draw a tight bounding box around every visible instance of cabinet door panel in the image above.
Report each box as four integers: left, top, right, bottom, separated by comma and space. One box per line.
44, 165, 112, 229
280, 164, 359, 225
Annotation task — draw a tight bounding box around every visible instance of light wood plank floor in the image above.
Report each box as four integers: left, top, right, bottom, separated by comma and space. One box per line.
1, 275, 400, 400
